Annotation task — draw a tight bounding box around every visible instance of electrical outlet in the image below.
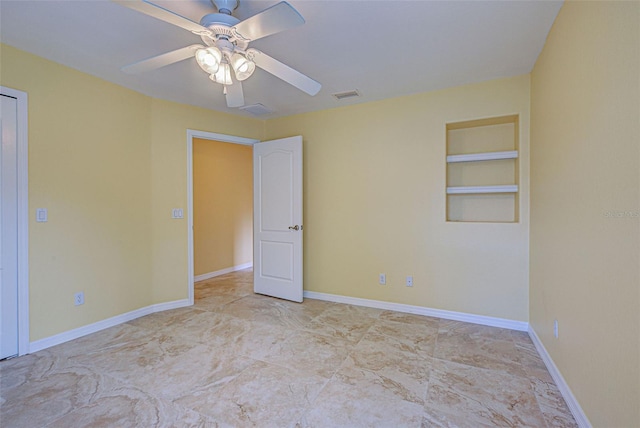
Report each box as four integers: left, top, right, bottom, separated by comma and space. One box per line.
74, 292, 84, 306
379, 273, 386, 285
406, 276, 413, 287
553, 319, 559, 338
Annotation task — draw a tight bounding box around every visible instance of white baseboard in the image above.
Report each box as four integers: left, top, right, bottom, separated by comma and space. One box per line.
303, 291, 529, 331
29, 299, 190, 353
528, 327, 591, 428
194, 262, 253, 282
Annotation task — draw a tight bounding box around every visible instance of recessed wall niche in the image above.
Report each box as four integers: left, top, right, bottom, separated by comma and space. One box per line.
446, 115, 519, 223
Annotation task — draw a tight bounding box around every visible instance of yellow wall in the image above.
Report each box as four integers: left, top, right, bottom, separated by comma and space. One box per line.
530, 2, 640, 426
193, 138, 253, 276
0, 44, 264, 340
4, 5, 638, 421
266, 75, 531, 321
1, 44, 153, 340
148, 99, 263, 303
2, 41, 531, 343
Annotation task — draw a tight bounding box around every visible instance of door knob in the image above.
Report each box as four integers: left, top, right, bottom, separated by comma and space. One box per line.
288, 225, 300, 231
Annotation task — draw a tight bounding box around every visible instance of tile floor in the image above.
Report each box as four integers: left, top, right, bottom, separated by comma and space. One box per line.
0, 269, 577, 427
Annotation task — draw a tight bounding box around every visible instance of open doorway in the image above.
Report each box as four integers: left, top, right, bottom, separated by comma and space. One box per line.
193, 138, 253, 281
186, 130, 259, 305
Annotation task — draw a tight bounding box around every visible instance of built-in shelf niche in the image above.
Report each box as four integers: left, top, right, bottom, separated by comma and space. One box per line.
446, 115, 519, 223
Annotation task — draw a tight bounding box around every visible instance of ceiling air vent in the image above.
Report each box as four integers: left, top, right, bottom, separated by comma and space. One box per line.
332, 90, 361, 101
240, 103, 273, 116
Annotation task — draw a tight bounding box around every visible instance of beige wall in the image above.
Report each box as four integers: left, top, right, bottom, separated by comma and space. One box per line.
2, 41, 531, 343
0, 44, 264, 340
266, 75, 531, 322
148, 99, 262, 304
530, 2, 640, 426
1, 44, 153, 340
3, 5, 638, 421
193, 138, 252, 276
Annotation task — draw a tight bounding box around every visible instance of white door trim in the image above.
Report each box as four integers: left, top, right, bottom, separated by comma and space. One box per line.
1, 86, 29, 356
186, 130, 259, 305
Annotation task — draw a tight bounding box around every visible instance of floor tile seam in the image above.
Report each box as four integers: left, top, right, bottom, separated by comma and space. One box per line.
423, 359, 434, 409
294, 303, 333, 325
165, 355, 264, 406
375, 316, 442, 331
320, 302, 385, 321
422, 403, 495, 428
193, 293, 247, 304
432, 385, 510, 419
366, 325, 440, 354
378, 314, 445, 328
295, 325, 365, 347
350, 318, 379, 348
434, 332, 525, 362
294, 347, 359, 419
194, 292, 245, 303
341, 361, 431, 407
431, 319, 442, 361
244, 353, 341, 381
429, 355, 531, 382
219, 294, 246, 307
528, 382, 555, 428
526, 375, 576, 427
288, 374, 335, 428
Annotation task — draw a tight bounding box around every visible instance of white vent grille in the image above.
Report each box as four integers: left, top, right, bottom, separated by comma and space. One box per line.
240, 103, 273, 116
332, 90, 360, 100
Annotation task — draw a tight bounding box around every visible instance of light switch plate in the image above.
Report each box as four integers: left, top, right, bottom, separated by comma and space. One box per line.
36, 208, 48, 222
171, 208, 184, 219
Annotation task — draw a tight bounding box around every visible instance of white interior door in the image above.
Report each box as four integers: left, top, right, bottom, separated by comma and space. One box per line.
253, 136, 303, 302
1, 95, 19, 359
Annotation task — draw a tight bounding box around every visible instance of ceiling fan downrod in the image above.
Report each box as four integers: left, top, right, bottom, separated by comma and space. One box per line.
210, 0, 238, 16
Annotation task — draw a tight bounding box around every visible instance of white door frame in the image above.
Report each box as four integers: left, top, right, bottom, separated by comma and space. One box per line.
186, 129, 259, 304
1, 86, 29, 356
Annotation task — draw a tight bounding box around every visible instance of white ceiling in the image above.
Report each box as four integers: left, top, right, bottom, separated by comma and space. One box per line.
0, 0, 563, 119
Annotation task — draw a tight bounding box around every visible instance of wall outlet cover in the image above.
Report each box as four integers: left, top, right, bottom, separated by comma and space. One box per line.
74, 292, 85, 306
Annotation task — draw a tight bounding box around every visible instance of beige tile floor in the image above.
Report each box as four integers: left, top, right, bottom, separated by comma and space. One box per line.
0, 269, 577, 427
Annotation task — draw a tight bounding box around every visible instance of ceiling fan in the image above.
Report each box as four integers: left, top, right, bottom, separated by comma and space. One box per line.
114, 0, 321, 108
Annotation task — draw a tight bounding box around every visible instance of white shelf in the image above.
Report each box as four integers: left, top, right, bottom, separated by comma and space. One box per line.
447, 150, 518, 163
446, 185, 518, 194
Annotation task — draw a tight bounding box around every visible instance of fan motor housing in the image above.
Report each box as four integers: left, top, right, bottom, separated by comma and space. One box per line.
200, 13, 240, 28
199, 15, 248, 50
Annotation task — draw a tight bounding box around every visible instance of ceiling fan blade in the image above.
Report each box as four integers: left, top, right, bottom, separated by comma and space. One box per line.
233, 1, 304, 42
248, 49, 321, 96
225, 81, 245, 108
121, 44, 204, 74
113, 0, 210, 35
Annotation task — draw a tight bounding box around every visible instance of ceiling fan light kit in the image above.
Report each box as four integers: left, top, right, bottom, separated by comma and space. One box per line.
210, 62, 233, 85
115, 0, 322, 109
230, 53, 255, 81
195, 47, 222, 74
